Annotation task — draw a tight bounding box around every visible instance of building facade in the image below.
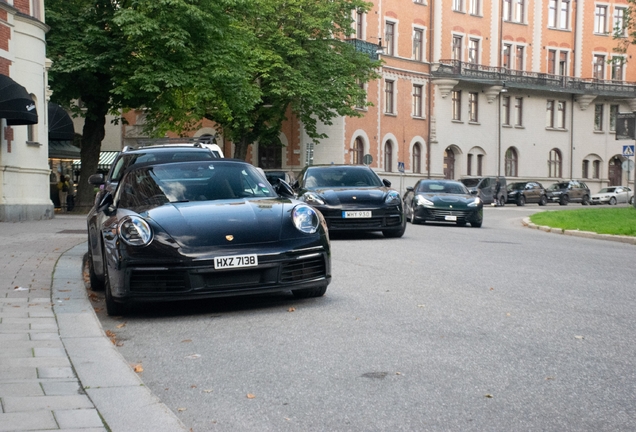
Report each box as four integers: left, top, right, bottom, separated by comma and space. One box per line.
0, 0, 51, 221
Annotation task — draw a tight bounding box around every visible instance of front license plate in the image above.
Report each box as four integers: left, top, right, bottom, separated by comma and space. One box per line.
214, 254, 258, 269
445, 215, 457, 221
342, 211, 372, 218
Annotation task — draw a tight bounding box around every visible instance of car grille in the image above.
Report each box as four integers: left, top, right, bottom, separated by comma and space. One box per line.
327, 215, 401, 230
129, 271, 188, 292
428, 209, 473, 219
281, 256, 326, 282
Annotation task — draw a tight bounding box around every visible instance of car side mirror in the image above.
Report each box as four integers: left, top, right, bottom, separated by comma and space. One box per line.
88, 173, 105, 186
406, 186, 414, 192
383, 179, 392, 187
275, 179, 295, 198
470, 189, 479, 195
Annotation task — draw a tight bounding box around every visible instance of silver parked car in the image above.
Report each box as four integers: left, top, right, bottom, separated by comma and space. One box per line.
590, 186, 634, 205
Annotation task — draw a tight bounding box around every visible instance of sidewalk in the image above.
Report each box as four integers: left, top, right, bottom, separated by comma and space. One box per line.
0, 215, 186, 432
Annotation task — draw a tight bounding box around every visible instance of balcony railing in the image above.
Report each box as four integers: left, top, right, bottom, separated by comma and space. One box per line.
433, 59, 636, 97
345, 38, 381, 61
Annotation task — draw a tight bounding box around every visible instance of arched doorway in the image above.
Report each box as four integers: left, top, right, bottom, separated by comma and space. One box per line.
384, 141, 393, 172
444, 147, 455, 179
353, 137, 364, 165
608, 156, 622, 186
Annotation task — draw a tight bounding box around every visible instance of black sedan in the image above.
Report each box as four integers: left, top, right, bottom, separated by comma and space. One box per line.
89, 159, 331, 315
403, 179, 483, 227
506, 181, 548, 206
293, 165, 406, 238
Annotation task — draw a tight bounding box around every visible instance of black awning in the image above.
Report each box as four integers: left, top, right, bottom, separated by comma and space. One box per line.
0, 74, 38, 125
49, 140, 81, 159
48, 103, 75, 140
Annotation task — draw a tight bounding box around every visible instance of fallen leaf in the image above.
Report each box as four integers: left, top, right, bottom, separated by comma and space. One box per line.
203, 389, 213, 393
288, 307, 296, 312
59, 289, 71, 292
133, 364, 144, 373
191, 385, 197, 388
247, 393, 256, 399
396, 372, 402, 375
489, 287, 494, 291
116, 322, 126, 329
185, 354, 201, 359
574, 335, 584, 340
506, 313, 511, 316
417, 304, 426, 308
182, 339, 192, 343
546, 376, 555, 380
177, 407, 187, 412
484, 394, 493, 398
14, 287, 28, 291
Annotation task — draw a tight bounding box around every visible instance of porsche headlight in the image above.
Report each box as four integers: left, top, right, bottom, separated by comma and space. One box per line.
468, 197, 482, 207
118, 216, 153, 246
415, 195, 434, 206
300, 192, 325, 206
292, 205, 320, 234
385, 190, 401, 204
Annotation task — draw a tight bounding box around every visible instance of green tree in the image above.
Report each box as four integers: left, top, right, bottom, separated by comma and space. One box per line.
140, 0, 380, 160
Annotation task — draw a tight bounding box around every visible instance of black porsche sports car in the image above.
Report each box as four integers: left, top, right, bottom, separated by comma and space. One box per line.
88, 159, 331, 315
293, 165, 406, 238
403, 179, 483, 227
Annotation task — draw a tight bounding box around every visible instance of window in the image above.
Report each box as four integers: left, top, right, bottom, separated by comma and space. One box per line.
546, 100, 555, 127
356, 10, 364, 39
559, 51, 568, 75
515, 46, 524, 70
548, 149, 562, 178
413, 84, 423, 117
452, 90, 462, 120
557, 100, 566, 128
614, 7, 627, 37
548, 50, 557, 74
505, 147, 518, 177
385, 80, 395, 114
595, 6, 608, 34
468, 38, 479, 65
467, 153, 473, 175
452, 35, 463, 61
468, 92, 478, 122
610, 104, 619, 131
413, 143, 422, 174
502, 96, 511, 126
611, 57, 624, 80
593, 160, 600, 178
477, 154, 483, 176
469, 0, 480, 15
582, 160, 589, 178
453, 0, 463, 12
503, 0, 512, 21
594, 104, 604, 131
413, 29, 424, 61
385, 22, 395, 56
503, 44, 512, 68
514, 0, 525, 22
384, 141, 393, 172
593, 54, 605, 79
353, 137, 364, 164
549, 0, 570, 29
514, 97, 523, 126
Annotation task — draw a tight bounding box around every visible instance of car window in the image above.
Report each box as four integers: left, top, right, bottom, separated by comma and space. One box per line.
460, 178, 480, 187
117, 161, 276, 212
305, 168, 383, 188
481, 178, 491, 188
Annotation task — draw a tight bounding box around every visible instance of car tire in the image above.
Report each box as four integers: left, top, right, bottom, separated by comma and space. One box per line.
409, 204, 419, 225
88, 249, 104, 291
471, 221, 482, 228
383, 219, 406, 238
609, 196, 617, 205
538, 195, 547, 206
630, 196, 635, 205
581, 195, 590, 205
103, 256, 127, 316
456, 221, 467, 226
292, 285, 328, 299
516, 195, 526, 206
559, 195, 569, 206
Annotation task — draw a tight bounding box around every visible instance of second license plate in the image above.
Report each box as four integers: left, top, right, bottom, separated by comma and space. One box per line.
342, 211, 372, 218
445, 215, 457, 221
214, 254, 258, 269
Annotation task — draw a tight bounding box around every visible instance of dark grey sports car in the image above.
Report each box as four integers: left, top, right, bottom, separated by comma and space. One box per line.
403, 179, 483, 227
293, 165, 406, 238
89, 159, 331, 315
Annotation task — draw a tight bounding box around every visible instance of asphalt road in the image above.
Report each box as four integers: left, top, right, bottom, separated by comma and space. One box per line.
91, 204, 636, 431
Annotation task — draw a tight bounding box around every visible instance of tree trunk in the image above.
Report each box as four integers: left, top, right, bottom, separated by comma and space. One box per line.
74, 106, 108, 213
233, 136, 251, 161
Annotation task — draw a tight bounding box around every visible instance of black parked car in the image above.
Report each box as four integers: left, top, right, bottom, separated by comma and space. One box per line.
89, 159, 331, 315
546, 180, 591, 205
403, 179, 483, 227
87, 144, 220, 291
293, 164, 406, 238
506, 181, 548, 206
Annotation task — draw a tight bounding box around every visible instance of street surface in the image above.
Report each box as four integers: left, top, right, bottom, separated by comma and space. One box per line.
91, 205, 636, 431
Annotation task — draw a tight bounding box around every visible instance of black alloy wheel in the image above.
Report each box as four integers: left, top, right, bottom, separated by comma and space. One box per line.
538, 195, 547, 206
103, 254, 126, 316
516, 195, 526, 206
559, 195, 569, 205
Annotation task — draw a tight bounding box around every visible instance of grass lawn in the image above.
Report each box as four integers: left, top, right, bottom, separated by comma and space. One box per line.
529, 207, 636, 237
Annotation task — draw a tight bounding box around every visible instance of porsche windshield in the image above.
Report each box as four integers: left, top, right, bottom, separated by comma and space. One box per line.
304, 167, 383, 188
117, 161, 276, 210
